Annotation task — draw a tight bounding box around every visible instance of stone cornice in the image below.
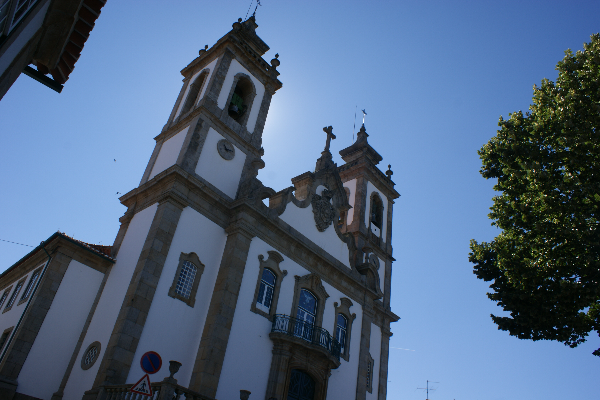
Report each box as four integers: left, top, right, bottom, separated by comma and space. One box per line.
338, 158, 399, 201
119, 165, 394, 313
154, 104, 263, 160
180, 31, 281, 93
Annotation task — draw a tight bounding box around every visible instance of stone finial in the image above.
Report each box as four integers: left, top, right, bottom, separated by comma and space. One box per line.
238, 18, 243, 22
168, 360, 182, 379
240, 389, 251, 400
386, 164, 393, 179
271, 53, 280, 68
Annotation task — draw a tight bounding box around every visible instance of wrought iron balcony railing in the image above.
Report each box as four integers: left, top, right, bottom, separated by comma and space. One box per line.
271, 314, 341, 360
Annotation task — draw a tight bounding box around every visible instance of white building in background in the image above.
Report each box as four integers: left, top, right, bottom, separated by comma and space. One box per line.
0, 16, 399, 400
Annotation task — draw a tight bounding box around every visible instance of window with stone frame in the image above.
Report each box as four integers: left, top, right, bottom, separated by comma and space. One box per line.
179, 69, 209, 117
251, 251, 286, 319
18, 267, 42, 305
332, 297, 356, 361
366, 353, 374, 393
226, 73, 256, 127
0, 286, 11, 309
3, 278, 25, 312
0, 327, 13, 353
290, 274, 329, 334
168, 252, 205, 307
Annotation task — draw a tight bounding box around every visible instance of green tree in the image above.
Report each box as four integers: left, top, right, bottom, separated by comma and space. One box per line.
470, 34, 600, 356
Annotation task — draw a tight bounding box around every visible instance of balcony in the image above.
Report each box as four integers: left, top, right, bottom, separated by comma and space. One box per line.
271, 314, 341, 362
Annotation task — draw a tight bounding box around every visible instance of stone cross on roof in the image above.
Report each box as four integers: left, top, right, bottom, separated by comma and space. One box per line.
323, 126, 336, 152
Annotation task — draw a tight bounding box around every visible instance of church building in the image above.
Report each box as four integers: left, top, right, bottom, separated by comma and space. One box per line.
0, 16, 399, 400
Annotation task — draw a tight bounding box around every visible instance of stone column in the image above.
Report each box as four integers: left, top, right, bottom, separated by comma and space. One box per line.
355, 303, 374, 400
91, 198, 185, 388
188, 220, 254, 398
378, 326, 392, 400
265, 341, 292, 400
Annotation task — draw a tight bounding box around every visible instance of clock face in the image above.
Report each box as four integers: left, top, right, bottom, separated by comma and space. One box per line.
217, 139, 235, 160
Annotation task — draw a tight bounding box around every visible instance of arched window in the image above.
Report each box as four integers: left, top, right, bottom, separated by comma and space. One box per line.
180, 70, 208, 116
256, 268, 276, 312
335, 314, 348, 356
287, 369, 316, 400
370, 193, 384, 229
295, 289, 317, 341
251, 251, 286, 319
228, 75, 255, 123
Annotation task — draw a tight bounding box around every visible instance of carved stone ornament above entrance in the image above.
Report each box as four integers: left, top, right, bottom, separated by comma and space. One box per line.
311, 189, 336, 232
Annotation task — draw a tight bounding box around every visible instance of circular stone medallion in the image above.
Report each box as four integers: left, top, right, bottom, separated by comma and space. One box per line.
217, 139, 235, 160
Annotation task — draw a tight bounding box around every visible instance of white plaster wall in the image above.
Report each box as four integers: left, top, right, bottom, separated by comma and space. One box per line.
367, 323, 382, 400
126, 207, 227, 387
0, 265, 45, 339
365, 181, 388, 242
343, 179, 357, 226
148, 126, 190, 180
62, 204, 158, 400
173, 57, 219, 120
324, 284, 363, 400
194, 127, 246, 199
216, 59, 265, 134
0, 1, 49, 77
217, 238, 362, 400
280, 203, 351, 269
18, 260, 104, 400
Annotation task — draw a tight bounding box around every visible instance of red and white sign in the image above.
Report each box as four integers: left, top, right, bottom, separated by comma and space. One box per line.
130, 374, 152, 396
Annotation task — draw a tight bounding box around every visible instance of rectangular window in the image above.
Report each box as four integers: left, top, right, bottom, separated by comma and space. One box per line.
366, 354, 374, 393
5, 280, 24, 310
0, 289, 9, 309
0, 327, 13, 352
9, 0, 37, 30
174, 260, 197, 299
0, 0, 11, 33
20, 268, 41, 302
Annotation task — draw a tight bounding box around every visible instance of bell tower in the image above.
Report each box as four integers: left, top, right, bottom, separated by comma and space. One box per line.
137, 16, 282, 201
338, 124, 399, 308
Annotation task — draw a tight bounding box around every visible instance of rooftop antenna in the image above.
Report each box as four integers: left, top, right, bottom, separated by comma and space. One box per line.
417, 380, 439, 400
245, 0, 261, 19
352, 105, 357, 142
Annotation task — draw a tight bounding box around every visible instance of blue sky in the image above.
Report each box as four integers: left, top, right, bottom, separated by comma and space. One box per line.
1, 1, 599, 399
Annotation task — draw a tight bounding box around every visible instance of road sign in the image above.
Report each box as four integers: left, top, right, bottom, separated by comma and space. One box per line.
140, 351, 162, 374
131, 374, 152, 396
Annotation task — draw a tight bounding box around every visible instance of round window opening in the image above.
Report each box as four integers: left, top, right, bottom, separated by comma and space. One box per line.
81, 341, 101, 370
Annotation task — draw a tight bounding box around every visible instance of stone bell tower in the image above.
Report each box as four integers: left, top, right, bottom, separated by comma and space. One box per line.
338, 124, 398, 309
136, 15, 282, 202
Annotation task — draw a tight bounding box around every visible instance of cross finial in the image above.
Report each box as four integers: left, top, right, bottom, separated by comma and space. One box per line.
323, 126, 336, 152
362, 109, 367, 125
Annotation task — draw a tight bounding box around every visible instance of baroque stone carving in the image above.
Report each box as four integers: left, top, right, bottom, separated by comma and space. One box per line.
311, 189, 335, 232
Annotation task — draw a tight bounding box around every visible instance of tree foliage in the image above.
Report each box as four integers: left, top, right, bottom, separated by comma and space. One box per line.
470, 34, 600, 356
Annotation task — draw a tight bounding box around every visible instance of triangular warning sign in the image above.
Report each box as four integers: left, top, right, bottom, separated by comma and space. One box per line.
131, 374, 152, 396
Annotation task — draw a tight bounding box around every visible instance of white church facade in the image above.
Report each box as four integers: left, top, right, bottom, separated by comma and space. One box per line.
0, 16, 399, 400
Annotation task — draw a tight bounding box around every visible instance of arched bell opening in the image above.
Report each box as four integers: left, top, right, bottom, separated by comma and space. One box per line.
227, 74, 256, 125
180, 70, 208, 116
370, 192, 384, 230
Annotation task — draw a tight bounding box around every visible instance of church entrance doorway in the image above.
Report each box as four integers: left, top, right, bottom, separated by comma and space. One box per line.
287, 369, 315, 400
